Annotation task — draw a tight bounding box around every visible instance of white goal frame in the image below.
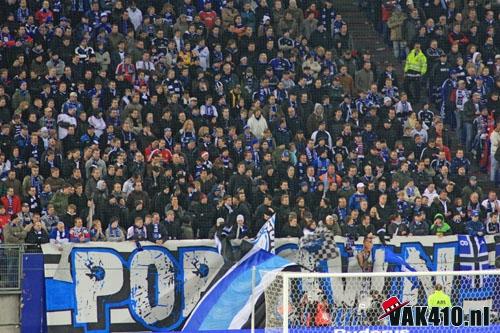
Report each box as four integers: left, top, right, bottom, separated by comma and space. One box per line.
277, 269, 500, 333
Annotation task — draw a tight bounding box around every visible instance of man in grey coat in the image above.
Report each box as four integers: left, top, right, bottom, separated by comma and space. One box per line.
355, 62, 374, 93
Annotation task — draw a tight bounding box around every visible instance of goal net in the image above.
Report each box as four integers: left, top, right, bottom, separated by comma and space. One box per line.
263, 270, 500, 333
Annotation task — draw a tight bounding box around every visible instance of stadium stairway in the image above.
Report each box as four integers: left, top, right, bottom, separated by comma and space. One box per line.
335, 0, 404, 77
335, 0, 495, 193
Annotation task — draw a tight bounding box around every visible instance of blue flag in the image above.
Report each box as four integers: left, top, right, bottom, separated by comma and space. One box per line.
183, 248, 294, 331
458, 235, 490, 288
248, 214, 276, 253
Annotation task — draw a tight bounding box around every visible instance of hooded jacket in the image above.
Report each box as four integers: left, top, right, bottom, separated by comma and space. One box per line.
404, 49, 427, 75
430, 213, 452, 235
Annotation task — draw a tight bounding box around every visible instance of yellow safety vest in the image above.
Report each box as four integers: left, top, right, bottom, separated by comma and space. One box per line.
404, 50, 428, 76
428, 290, 452, 308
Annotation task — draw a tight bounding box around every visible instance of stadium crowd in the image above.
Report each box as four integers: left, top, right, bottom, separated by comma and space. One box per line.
0, 0, 498, 254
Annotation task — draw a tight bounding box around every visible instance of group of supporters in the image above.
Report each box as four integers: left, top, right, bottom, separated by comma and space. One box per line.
0, 0, 497, 261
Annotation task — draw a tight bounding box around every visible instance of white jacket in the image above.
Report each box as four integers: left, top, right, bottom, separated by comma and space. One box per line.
490, 130, 500, 155
57, 113, 77, 139
195, 46, 210, 70
247, 115, 268, 139
127, 7, 143, 30
88, 116, 106, 137
422, 189, 439, 206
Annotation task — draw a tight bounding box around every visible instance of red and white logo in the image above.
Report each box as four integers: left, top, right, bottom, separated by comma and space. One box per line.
379, 296, 410, 319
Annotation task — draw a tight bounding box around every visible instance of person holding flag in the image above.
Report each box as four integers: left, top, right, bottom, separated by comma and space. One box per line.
214, 211, 277, 263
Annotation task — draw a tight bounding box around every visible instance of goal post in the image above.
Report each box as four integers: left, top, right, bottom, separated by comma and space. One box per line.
263, 270, 500, 333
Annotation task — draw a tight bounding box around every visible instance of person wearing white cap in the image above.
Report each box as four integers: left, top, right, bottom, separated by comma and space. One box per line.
230, 214, 249, 240
349, 182, 368, 211
61, 91, 83, 114
208, 217, 227, 240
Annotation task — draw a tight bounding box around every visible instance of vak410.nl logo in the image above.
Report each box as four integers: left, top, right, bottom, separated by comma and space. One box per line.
379, 296, 490, 327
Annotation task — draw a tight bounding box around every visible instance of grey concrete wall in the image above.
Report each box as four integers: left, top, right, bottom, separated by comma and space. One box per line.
0, 294, 20, 333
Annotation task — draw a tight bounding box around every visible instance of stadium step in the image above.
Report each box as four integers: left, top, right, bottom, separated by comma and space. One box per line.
335, 0, 494, 192
335, 1, 404, 77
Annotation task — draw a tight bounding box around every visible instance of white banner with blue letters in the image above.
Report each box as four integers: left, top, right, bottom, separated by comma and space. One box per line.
40, 235, 497, 332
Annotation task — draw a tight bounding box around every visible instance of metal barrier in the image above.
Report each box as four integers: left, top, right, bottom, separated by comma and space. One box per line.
0, 244, 24, 292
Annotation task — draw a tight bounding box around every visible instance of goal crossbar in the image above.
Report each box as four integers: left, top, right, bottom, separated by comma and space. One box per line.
280, 269, 500, 279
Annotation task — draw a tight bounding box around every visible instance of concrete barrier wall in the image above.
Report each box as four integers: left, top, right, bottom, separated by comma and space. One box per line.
0, 293, 20, 333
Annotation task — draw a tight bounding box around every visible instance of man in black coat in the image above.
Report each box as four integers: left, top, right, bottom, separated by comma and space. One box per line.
310, 24, 333, 49
228, 162, 252, 197
152, 186, 172, 219
25, 221, 50, 251
190, 195, 216, 239
147, 213, 168, 244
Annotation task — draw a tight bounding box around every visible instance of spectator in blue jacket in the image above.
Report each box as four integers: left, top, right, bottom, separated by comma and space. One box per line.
348, 183, 368, 211
450, 149, 471, 174
229, 214, 250, 239
409, 211, 430, 236
49, 221, 69, 248
466, 210, 485, 236
269, 50, 291, 79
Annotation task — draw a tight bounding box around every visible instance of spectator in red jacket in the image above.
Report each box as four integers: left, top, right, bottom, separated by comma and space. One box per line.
115, 55, 136, 83
69, 217, 91, 243
448, 24, 469, 50
0, 206, 9, 241
35, 1, 54, 24
0, 187, 22, 217
199, 2, 217, 30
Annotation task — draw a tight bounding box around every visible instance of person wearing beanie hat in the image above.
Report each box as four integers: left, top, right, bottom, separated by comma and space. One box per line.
439, 62, 459, 123
311, 119, 333, 148
228, 214, 249, 240
313, 145, 330, 176
209, 216, 227, 239
466, 210, 485, 237
348, 182, 368, 211
324, 214, 342, 236
200, 150, 213, 171
409, 211, 430, 236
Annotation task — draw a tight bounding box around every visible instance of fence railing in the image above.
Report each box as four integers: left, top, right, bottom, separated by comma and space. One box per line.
0, 244, 25, 292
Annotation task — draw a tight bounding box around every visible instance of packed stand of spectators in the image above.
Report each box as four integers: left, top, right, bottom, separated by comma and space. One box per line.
0, 0, 498, 258
367, 0, 499, 171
